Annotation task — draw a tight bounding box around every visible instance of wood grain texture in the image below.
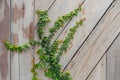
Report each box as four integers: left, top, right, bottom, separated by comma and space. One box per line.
35, 0, 55, 11
58, 0, 113, 69
0, 0, 10, 80
65, 0, 120, 80
87, 54, 106, 80
11, 0, 34, 80
107, 34, 120, 80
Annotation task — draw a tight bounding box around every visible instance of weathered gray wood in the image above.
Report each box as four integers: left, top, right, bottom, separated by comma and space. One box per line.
87, 54, 106, 80
11, 0, 34, 80
35, 0, 55, 11
107, 34, 120, 80
58, 0, 113, 69
65, 0, 120, 79
0, 0, 10, 80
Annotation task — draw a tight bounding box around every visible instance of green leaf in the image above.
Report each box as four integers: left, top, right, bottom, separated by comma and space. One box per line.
44, 70, 53, 78
17, 46, 23, 53
32, 76, 40, 80
36, 48, 44, 55
22, 44, 31, 50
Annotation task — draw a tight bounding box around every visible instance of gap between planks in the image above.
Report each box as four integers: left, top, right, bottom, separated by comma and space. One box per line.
65, 2, 120, 80
86, 33, 120, 80
63, 0, 115, 70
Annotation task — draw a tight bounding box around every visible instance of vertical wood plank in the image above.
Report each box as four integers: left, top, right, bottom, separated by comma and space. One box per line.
19, 0, 34, 80
107, 34, 120, 80
0, 0, 10, 80
87, 55, 106, 80
11, 0, 34, 80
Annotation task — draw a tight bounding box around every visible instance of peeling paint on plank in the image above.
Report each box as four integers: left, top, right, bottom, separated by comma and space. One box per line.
22, 21, 34, 39
12, 3, 25, 23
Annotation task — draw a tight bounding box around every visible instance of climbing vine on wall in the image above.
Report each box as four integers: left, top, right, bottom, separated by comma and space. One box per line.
4, 5, 85, 80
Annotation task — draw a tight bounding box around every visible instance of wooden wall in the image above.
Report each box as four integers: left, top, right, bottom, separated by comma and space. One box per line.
0, 0, 120, 80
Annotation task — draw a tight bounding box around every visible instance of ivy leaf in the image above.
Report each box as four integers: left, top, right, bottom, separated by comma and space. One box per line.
17, 46, 23, 53
32, 76, 40, 80
22, 44, 31, 50
44, 70, 53, 78
9, 45, 14, 51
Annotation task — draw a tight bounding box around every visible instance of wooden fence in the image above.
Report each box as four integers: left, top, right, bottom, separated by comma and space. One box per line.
0, 0, 120, 80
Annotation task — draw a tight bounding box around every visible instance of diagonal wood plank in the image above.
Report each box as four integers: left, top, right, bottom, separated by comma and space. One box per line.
87, 54, 106, 80
57, 0, 113, 69
107, 34, 120, 80
43, 0, 85, 38
65, 0, 120, 80
0, 0, 10, 80
35, 0, 56, 11
11, 0, 34, 80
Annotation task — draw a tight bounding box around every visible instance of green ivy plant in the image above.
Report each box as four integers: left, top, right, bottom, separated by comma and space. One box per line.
4, 6, 85, 80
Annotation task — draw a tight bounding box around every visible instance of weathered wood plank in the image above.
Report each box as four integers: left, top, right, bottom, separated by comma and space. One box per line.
19, 0, 35, 80
107, 34, 120, 80
87, 54, 106, 80
58, 0, 113, 69
11, 0, 34, 80
35, 0, 55, 11
0, 0, 10, 80
65, 0, 120, 79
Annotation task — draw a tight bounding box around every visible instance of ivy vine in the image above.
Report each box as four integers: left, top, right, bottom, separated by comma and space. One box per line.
4, 6, 85, 80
